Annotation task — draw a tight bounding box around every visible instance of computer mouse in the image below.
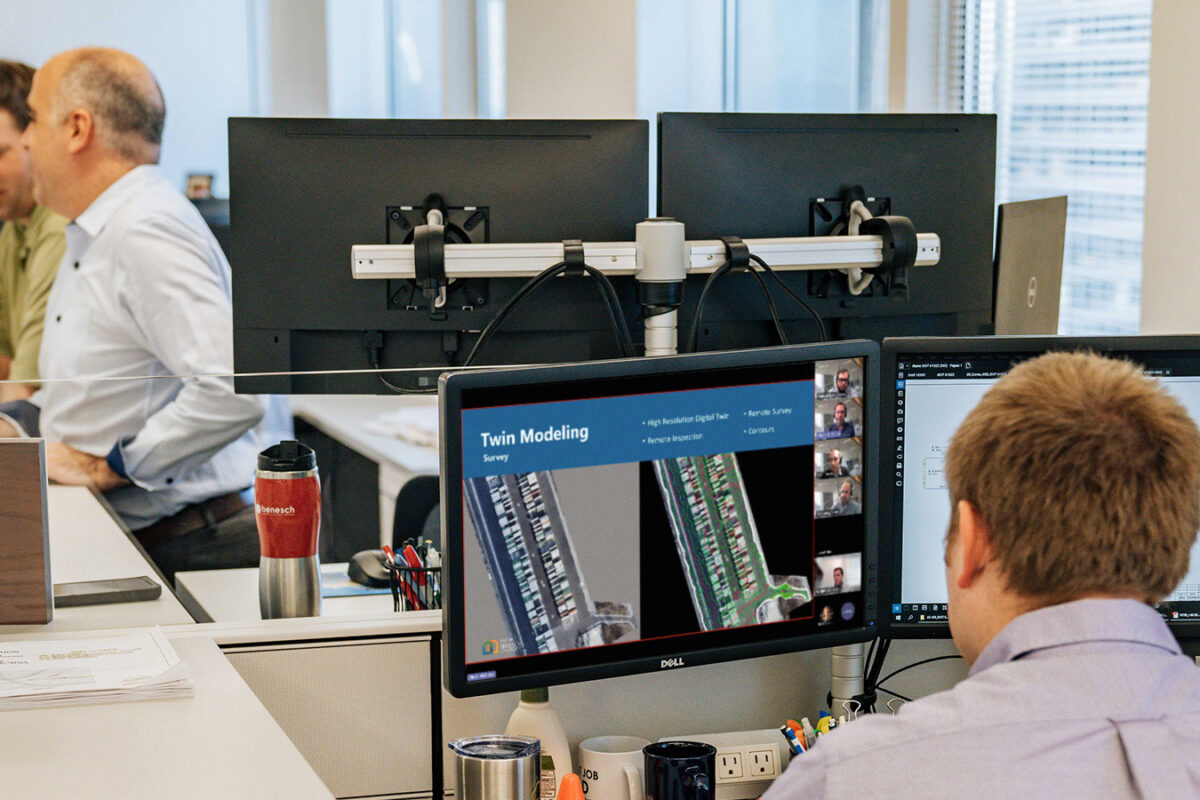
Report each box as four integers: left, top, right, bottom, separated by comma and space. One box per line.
347, 549, 391, 588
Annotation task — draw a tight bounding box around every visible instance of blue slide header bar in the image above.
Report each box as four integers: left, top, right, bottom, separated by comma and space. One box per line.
461, 381, 815, 478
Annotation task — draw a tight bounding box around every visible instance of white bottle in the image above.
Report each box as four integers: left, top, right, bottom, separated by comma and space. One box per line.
505, 687, 572, 800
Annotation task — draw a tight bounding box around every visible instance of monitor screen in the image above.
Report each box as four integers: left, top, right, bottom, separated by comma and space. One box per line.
440, 341, 880, 697
882, 336, 1200, 640
657, 113, 997, 346
229, 118, 648, 394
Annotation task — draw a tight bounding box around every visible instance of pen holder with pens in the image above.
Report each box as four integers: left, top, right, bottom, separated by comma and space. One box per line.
387, 538, 442, 612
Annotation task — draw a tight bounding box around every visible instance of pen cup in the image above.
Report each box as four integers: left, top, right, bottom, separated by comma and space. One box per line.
255, 440, 321, 619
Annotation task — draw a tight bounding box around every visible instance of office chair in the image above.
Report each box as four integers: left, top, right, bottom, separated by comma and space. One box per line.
392, 475, 441, 552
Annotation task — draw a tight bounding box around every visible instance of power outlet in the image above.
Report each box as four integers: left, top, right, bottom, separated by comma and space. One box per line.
747, 749, 775, 777
718, 751, 744, 779
661, 730, 789, 800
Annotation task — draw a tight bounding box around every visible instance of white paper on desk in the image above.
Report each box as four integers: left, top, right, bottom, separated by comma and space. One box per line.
0, 627, 192, 708
362, 405, 439, 448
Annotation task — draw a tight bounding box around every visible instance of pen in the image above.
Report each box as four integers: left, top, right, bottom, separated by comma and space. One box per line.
779, 725, 803, 755
382, 544, 396, 567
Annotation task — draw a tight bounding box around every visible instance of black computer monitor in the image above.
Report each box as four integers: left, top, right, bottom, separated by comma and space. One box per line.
440, 340, 879, 697
881, 336, 1200, 643
657, 113, 997, 347
229, 118, 648, 394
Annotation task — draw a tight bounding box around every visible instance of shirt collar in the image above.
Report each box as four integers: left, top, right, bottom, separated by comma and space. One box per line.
72, 164, 160, 239
970, 598, 1181, 676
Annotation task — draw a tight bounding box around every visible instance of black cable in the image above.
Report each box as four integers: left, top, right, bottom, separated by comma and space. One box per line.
876, 687, 913, 703
746, 267, 788, 346
748, 253, 828, 342
684, 259, 733, 353
375, 370, 439, 395
684, 258, 786, 353
863, 637, 878, 683
464, 261, 634, 367
864, 637, 892, 690
874, 654, 963, 689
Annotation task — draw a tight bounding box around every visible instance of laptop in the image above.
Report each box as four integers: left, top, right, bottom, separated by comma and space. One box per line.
992, 195, 1068, 335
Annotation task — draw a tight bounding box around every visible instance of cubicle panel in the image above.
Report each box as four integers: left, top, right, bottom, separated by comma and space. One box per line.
0, 440, 52, 624
225, 637, 434, 799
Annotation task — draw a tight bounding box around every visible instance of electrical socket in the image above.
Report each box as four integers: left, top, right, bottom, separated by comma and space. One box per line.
661, 730, 789, 800
747, 749, 775, 777
717, 751, 744, 779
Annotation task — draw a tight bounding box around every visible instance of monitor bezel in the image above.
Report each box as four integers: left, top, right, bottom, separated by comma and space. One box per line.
880, 334, 1200, 641
441, 341, 881, 698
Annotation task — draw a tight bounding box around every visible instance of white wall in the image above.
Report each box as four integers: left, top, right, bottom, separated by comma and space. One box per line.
0, 0, 258, 197
505, 0, 637, 118
1139, 1, 1200, 334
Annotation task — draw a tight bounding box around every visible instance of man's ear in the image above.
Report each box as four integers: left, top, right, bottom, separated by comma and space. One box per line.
954, 499, 995, 589
64, 108, 94, 155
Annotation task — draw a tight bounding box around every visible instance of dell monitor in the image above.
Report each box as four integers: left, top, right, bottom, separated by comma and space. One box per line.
229, 118, 648, 394
657, 113, 997, 347
881, 336, 1200, 643
440, 340, 879, 697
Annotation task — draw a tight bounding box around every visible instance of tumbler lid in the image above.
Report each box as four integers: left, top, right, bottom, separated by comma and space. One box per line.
259, 440, 317, 472
448, 735, 540, 760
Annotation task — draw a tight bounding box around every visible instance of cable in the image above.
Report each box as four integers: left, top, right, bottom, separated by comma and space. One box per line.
748, 253, 828, 342
463, 260, 635, 367
375, 370, 439, 395
873, 654, 963, 689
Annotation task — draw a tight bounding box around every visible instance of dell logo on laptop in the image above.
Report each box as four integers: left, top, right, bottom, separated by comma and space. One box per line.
660, 658, 685, 669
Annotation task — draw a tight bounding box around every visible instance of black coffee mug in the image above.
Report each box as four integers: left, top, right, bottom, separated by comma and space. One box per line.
643, 741, 716, 800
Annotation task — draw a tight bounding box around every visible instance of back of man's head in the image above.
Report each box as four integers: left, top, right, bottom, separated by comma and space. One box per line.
945, 351, 1200, 606
0, 60, 34, 129
52, 48, 164, 165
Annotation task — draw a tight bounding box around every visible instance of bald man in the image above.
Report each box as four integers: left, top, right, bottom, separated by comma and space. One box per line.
1, 48, 275, 580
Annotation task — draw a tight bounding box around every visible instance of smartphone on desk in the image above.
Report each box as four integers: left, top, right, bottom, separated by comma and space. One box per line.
53, 576, 162, 607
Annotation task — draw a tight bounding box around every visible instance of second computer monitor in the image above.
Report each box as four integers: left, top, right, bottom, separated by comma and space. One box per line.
657, 113, 998, 345
882, 336, 1200, 641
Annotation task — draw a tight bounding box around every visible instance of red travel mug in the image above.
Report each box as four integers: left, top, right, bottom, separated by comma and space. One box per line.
255, 440, 321, 618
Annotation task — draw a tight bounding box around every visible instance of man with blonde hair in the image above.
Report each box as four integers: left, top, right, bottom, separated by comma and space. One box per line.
0, 48, 276, 580
767, 351, 1200, 798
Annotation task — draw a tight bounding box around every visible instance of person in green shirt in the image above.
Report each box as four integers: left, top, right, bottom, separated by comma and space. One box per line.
0, 60, 66, 402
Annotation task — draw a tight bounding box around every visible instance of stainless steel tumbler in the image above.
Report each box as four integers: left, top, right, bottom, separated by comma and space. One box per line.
449, 735, 541, 800
255, 440, 321, 619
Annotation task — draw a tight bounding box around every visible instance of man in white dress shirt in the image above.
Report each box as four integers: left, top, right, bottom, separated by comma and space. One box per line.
0, 48, 272, 580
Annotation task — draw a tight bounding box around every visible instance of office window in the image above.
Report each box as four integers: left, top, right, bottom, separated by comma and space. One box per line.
638, 0, 889, 117
936, 0, 1153, 335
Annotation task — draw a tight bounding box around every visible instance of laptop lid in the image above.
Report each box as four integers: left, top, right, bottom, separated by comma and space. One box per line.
992, 195, 1068, 335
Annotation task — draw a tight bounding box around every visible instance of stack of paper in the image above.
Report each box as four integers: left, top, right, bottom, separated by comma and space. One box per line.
0, 628, 193, 709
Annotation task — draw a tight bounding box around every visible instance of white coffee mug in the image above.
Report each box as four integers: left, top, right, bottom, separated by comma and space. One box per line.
578, 735, 650, 800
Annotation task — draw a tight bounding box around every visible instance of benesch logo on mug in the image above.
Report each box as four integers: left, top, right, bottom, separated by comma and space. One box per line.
256, 504, 297, 515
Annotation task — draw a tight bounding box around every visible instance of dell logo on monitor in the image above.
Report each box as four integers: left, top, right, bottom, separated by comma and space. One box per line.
660, 658, 685, 669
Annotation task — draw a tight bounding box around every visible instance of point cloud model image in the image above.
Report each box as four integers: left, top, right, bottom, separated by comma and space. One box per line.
464, 470, 637, 657
653, 453, 811, 629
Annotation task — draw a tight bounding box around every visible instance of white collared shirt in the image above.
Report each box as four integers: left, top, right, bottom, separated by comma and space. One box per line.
36, 165, 268, 530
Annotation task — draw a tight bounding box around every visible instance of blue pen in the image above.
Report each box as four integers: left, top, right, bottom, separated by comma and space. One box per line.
779, 724, 803, 755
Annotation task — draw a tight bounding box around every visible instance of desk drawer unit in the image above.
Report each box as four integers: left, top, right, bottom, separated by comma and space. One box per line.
224, 635, 435, 799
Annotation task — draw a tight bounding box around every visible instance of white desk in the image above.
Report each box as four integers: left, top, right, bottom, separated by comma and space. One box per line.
0, 634, 332, 799
175, 564, 394, 623
289, 395, 439, 547
0, 486, 193, 637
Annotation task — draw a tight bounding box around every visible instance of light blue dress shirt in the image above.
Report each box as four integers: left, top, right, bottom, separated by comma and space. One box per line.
764, 599, 1200, 800
35, 165, 274, 530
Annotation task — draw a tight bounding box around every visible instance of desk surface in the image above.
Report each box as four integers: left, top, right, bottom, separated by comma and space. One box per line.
289, 394, 439, 474
0, 634, 332, 799
176, 564, 395, 624
0, 486, 193, 637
